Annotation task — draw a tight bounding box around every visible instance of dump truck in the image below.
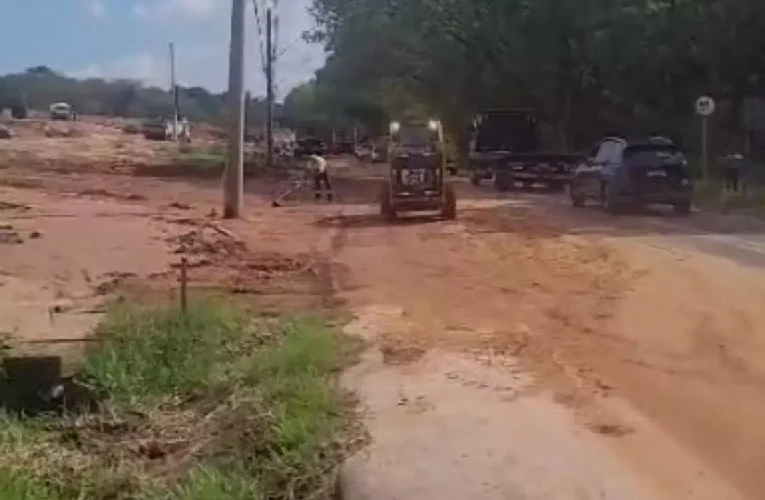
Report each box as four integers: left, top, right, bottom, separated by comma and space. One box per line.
468, 109, 582, 191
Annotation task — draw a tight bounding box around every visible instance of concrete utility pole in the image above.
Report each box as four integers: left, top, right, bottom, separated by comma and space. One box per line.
223, 0, 246, 218
169, 42, 179, 141
265, 5, 275, 169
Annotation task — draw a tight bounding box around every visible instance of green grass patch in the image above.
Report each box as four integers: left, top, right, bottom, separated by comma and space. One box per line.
175, 144, 226, 171
693, 179, 765, 214
0, 300, 364, 499
169, 144, 264, 177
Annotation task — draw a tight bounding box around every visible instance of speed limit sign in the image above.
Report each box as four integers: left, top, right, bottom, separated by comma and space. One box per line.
695, 95, 715, 116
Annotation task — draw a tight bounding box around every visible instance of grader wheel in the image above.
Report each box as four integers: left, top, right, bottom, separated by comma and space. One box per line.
441, 183, 457, 220
379, 181, 396, 221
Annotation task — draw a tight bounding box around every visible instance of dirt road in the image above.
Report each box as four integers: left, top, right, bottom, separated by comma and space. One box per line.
319, 173, 765, 499
1, 144, 763, 498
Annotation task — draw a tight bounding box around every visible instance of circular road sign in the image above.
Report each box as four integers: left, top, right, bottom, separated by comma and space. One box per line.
696, 95, 715, 116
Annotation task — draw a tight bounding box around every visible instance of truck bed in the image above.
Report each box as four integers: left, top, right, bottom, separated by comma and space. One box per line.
469, 150, 585, 191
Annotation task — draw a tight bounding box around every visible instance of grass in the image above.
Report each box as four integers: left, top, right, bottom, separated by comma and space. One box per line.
169, 144, 267, 177
0, 299, 364, 499
175, 144, 227, 171
693, 179, 765, 214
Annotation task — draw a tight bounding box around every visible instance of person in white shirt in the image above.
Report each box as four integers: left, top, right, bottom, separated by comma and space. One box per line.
307, 154, 333, 201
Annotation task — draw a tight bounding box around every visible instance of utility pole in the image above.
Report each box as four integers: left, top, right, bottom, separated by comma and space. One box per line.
169, 42, 179, 141
223, 0, 246, 218
265, 5, 274, 169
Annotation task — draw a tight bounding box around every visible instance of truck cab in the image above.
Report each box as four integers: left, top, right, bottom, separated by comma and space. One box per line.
471, 109, 539, 153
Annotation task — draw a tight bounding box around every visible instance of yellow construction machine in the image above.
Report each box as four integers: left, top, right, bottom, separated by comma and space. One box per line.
379, 118, 456, 221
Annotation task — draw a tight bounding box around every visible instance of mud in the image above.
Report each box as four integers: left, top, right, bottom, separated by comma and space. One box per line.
0, 129, 762, 498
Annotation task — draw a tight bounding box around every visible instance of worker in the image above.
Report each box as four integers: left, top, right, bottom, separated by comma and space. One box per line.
722, 152, 744, 192
307, 153, 333, 201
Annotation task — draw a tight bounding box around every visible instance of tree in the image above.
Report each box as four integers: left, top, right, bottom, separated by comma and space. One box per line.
0, 67, 241, 122
302, 0, 765, 152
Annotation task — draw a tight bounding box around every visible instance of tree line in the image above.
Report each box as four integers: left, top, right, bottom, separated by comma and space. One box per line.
0, 65, 278, 125
281, 0, 765, 158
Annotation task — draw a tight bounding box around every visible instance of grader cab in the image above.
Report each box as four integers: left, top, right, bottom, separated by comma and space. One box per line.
379, 119, 457, 221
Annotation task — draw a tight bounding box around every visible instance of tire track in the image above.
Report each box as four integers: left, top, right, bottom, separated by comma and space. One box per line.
312, 209, 352, 310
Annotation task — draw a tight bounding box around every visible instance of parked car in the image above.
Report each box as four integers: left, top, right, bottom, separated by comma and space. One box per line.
354, 143, 377, 162
569, 136, 692, 215
10, 104, 27, 119
330, 140, 355, 155
49, 102, 76, 121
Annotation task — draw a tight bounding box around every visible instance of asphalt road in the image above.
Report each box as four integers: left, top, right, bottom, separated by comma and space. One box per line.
505, 189, 765, 268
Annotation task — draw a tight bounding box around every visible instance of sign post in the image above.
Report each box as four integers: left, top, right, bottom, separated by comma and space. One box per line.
695, 95, 715, 180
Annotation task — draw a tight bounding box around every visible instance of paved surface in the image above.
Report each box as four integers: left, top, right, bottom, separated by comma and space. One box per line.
517, 190, 765, 267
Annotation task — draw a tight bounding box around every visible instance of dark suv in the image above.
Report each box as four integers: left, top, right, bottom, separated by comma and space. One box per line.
569, 136, 692, 215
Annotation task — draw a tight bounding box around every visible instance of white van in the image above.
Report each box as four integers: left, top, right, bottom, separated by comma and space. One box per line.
49, 102, 76, 121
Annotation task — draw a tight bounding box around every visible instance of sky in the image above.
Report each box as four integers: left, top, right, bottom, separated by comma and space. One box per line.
0, 0, 326, 99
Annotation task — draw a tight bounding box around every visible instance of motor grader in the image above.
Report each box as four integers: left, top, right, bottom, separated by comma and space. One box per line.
379, 118, 457, 221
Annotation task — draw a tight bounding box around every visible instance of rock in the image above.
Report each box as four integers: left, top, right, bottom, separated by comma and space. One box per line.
0, 125, 14, 139
44, 124, 81, 138
168, 201, 191, 210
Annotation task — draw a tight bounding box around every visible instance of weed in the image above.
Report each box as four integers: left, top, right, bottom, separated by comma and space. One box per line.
0, 469, 58, 500
0, 299, 363, 499
693, 179, 765, 214
80, 301, 252, 406
140, 467, 261, 500
175, 145, 226, 171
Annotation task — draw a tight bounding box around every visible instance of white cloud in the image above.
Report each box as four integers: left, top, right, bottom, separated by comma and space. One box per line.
131, 0, 216, 20
87, 0, 106, 18
71, 0, 326, 97
69, 54, 168, 88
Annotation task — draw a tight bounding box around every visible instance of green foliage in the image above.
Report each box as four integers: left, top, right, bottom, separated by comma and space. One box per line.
0, 67, 279, 123
293, 0, 765, 150
0, 469, 58, 500
0, 300, 363, 499
80, 301, 251, 406
142, 467, 261, 500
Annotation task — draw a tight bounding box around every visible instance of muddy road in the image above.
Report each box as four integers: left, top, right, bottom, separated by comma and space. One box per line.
0, 152, 763, 498
322, 171, 765, 499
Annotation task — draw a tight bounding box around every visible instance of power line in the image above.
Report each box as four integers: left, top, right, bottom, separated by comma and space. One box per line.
266, 4, 274, 168
252, 0, 267, 76
276, 33, 304, 59
273, 0, 280, 85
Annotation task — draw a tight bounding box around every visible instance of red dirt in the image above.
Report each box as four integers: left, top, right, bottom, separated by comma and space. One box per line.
0, 128, 763, 498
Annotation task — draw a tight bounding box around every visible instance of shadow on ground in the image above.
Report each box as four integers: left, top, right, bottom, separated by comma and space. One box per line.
0, 355, 99, 416
314, 212, 445, 230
